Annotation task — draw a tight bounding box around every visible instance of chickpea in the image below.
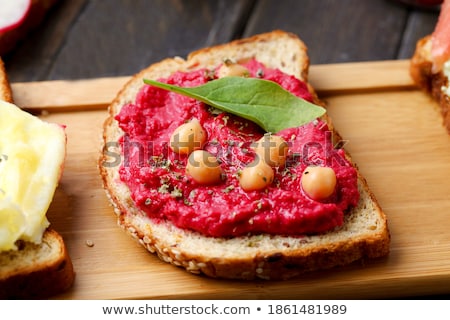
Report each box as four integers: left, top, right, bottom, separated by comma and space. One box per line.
217, 62, 250, 78
301, 166, 337, 200
239, 158, 274, 191
170, 118, 206, 155
252, 133, 289, 167
186, 150, 223, 185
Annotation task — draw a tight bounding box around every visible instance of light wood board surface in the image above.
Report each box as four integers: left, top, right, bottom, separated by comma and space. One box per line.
11, 60, 450, 299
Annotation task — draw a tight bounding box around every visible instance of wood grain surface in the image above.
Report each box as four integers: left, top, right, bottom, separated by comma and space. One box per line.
11, 60, 450, 299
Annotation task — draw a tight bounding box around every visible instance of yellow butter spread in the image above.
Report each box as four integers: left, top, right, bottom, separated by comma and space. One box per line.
0, 100, 66, 251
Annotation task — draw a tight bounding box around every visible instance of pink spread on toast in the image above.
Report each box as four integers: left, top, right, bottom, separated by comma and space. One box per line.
115, 59, 359, 237
432, 0, 450, 71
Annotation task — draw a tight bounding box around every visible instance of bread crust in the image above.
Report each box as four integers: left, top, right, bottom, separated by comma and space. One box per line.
0, 229, 75, 299
410, 35, 450, 133
0, 58, 13, 102
99, 30, 390, 280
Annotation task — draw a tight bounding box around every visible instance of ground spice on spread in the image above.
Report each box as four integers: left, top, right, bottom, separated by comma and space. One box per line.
115, 59, 359, 237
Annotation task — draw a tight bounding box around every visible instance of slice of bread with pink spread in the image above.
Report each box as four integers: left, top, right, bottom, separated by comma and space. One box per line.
99, 30, 390, 280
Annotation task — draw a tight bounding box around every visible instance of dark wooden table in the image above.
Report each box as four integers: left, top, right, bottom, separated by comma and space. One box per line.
1, 0, 441, 82
3, 0, 449, 300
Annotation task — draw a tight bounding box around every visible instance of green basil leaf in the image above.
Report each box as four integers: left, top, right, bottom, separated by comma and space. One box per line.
143, 77, 326, 133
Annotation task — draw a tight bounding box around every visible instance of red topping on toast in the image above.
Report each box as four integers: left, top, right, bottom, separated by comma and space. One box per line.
115, 60, 359, 237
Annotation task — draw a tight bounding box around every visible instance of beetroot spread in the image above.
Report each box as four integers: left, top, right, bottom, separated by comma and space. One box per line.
115, 59, 359, 237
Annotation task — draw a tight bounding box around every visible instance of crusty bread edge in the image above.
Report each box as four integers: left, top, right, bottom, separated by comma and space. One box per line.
0, 57, 13, 103
0, 229, 75, 299
410, 35, 450, 133
104, 177, 390, 280
99, 30, 390, 280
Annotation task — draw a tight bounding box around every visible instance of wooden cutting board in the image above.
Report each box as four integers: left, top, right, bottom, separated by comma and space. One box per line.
11, 60, 450, 299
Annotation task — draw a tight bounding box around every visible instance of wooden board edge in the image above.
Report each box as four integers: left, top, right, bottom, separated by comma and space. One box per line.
9, 60, 416, 112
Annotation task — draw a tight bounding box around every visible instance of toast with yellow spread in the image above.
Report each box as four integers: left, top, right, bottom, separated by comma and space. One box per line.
0, 57, 74, 299
99, 30, 390, 280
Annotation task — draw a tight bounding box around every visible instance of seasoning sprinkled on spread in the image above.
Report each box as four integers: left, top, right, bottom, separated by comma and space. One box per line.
115, 59, 359, 237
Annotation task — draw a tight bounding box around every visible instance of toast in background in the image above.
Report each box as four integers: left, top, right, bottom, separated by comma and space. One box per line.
410, 36, 450, 134
410, 0, 450, 134
99, 30, 390, 280
0, 57, 74, 299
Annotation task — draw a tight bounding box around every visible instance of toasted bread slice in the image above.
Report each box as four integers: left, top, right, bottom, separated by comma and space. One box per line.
0, 58, 13, 102
0, 229, 74, 299
0, 58, 74, 299
410, 35, 450, 133
100, 30, 390, 280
